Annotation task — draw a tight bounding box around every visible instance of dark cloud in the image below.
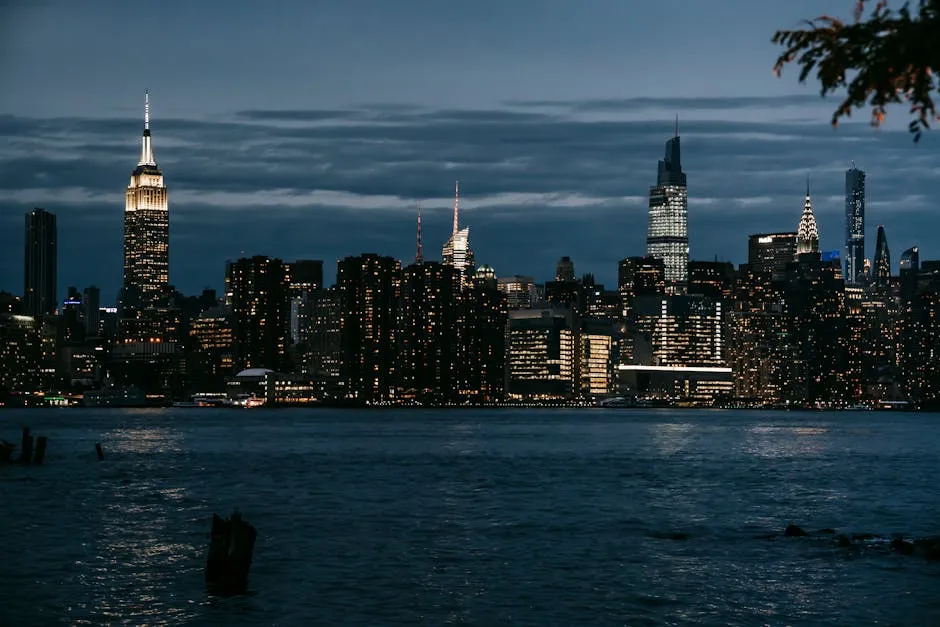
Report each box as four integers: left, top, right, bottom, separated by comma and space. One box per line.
1, 98, 938, 302
506, 94, 827, 112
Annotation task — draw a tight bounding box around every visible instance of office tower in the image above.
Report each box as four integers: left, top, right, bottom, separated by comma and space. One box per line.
337, 254, 401, 403
647, 121, 689, 294
783, 253, 849, 406
555, 256, 575, 282
230, 256, 289, 371
845, 165, 866, 284
442, 181, 474, 285
304, 287, 342, 395
796, 183, 819, 255
0, 313, 42, 394
287, 259, 324, 344
581, 274, 619, 320
398, 261, 460, 402
460, 272, 507, 403
688, 261, 735, 300
189, 305, 235, 390
617, 256, 665, 364
24, 208, 57, 319
899, 260, 940, 405
652, 295, 725, 368
82, 286, 100, 336
872, 225, 891, 287
900, 246, 920, 273
122, 92, 169, 318
747, 233, 797, 276
730, 267, 790, 403
506, 308, 576, 400
497, 276, 536, 310
580, 318, 614, 397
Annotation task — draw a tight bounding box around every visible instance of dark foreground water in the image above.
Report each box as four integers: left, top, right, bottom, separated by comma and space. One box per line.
1, 409, 939, 626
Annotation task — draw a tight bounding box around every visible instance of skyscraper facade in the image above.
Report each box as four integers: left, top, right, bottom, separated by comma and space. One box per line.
337, 254, 401, 403
23, 208, 57, 319
230, 256, 290, 372
796, 185, 819, 256
872, 225, 891, 287
122, 92, 169, 316
646, 126, 688, 295
845, 165, 866, 284
747, 232, 797, 276
442, 181, 474, 286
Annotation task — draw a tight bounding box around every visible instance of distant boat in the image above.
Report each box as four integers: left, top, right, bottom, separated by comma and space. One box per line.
83, 386, 148, 408
171, 400, 213, 408
846, 404, 870, 411
597, 397, 637, 408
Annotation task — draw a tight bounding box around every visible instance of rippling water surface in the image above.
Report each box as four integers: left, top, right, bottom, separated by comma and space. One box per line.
2, 408, 939, 625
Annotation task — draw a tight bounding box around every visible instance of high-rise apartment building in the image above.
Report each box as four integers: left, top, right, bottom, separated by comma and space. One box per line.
122, 92, 169, 316
230, 256, 290, 371
398, 261, 460, 402
647, 125, 689, 294
845, 165, 866, 284
337, 254, 401, 403
24, 208, 57, 319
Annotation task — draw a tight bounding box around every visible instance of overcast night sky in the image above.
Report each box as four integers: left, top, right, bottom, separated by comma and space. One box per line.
1, 0, 937, 304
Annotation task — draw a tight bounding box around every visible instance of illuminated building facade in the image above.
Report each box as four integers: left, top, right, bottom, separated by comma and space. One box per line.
398, 261, 460, 403
652, 295, 724, 368
647, 125, 689, 294
747, 233, 796, 278
555, 256, 575, 282
730, 268, 790, 403
845, 165, 866, 285
460, 273, 507, 403
497, 275, 536, 310
337, 254, 401, 403
0, 314, 41, 394
303, 287, 342, 395
442, 181, 474, 286
24, 208, 57, 319
507, 308, 575, 400
122, 92, 169, 318
580, 318, 614, 396
230, 256, 290, 372
796, 184, 819, 256
189, 305, 235, 390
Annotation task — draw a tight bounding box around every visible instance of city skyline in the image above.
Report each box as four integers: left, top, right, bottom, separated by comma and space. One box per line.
2, 1, 939, 303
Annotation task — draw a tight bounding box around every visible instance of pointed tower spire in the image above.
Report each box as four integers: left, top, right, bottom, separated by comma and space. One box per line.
797, 183, 819, 255
674, 113, 679, 138
138, 90, 156, 167
415, 204, 423, 264
452, 179, 460, 236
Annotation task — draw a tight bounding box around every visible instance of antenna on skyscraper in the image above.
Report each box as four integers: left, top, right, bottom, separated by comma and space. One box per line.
674, 114, 679, 138
145, 90, 150, 131
805, 174, 810, 197
416, 204, 423, 264
452, 180, 460, 236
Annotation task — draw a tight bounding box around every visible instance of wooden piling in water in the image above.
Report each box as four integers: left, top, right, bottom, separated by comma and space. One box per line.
205, 512, 257, 595
95, 443, 104, 461
33, 436, 48, 465
17, 427, 33, 465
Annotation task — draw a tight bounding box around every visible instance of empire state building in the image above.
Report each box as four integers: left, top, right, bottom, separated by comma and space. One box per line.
122, 92, 169, 316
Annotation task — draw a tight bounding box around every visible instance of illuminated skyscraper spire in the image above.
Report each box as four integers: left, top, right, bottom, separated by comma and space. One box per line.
416, 204, 423, 264
452, 180, 459, 236
797, 179, 819, 255
139, 90, 156, 167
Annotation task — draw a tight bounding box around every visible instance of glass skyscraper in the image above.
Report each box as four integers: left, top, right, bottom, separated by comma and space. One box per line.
845, 165, 865, 284
647, 128, 688, 295
23, 207, 57, 319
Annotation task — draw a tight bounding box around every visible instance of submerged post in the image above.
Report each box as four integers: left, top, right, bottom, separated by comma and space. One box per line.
33, 436, 48, 464
17, 427, 33, 464
205, 511, 257, 595
95, 443, 104, 461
